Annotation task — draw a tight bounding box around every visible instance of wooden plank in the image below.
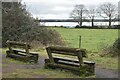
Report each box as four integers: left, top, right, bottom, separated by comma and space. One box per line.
7, 40, 26, 46
6, 40, 31, 49
13, 49, 26, 53
51, 50, 77, 56
46, 47, 55, 63
48, 46, 80, 52
52, 58, 95, 65
83, 61, 95, 64
77, 51, 83, 66
53, 57, 79, 63
55, 60, 80, 67
6, 41, 13, 54
13, 49, 39, 55
47, 46, 87, 57
25, 43, 29, 54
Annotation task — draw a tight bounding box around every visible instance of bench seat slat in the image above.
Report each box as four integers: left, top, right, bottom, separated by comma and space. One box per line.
57, 61, 80, 67
13, 49, 39, 54
13, 49, 26, 53
53, 57, 95, 64
51, 51, 77, 56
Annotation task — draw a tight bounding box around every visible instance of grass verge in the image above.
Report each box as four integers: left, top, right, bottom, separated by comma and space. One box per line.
2, 68, 95, 78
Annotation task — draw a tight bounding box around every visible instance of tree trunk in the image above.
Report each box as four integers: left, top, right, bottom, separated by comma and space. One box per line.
78, 22, 80, 27
80, 22, 82, 27
91, 19, 94, 27
109, 19, 111, 28
78, 19, 82, 27
108, 16, 111, 28
80, 18, 82, 27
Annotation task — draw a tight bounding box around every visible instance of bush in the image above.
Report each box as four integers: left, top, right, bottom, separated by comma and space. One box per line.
75, 25, 80, 28
99, 38, 120, 57
20, 27, 65, 47
2, 2, 65, 47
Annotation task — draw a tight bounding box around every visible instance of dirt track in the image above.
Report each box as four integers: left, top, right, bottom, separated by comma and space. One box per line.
2, 54, 118, 78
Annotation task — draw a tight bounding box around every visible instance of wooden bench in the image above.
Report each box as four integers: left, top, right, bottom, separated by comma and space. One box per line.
44, 46, 95, 75
6, 40, 39, 63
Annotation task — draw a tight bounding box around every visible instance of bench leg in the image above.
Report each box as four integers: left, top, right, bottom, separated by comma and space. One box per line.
29, 54, 39, 63
82, 64, 95, 75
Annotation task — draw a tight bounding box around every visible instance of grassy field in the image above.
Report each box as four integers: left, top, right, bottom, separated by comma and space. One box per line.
53, 28, 118, 52
52, 28, 119, 70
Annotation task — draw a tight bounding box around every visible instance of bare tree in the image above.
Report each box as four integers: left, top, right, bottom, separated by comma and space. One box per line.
70, 4, 87, 27
87, 8, 97, 27
98, 2, 117, 28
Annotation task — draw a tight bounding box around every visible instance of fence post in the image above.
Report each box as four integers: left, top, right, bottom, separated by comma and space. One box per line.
79, 35, 81, 48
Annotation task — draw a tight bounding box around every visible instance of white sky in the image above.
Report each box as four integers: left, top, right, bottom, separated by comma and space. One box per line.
22, 0, 119, 19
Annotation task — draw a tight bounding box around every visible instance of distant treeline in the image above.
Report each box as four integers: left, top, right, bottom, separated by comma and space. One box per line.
44, 25, 120, 29
74, 25, 120, 29
39, 19, 120, 22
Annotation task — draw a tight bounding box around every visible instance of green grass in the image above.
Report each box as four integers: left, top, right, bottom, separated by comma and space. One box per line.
85, 54, 118, 70
52, 28, 118, 70
2, 68, 95, 78
2, 57, 30, 65
53, 28, 118, 52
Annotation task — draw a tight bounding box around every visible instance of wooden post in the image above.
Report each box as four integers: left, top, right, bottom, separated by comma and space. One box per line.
6, 40, 13, 54
79, 35, 81, 49
77, 51, 83, 67
46, 47, 54, 63
25, 43, 29, 55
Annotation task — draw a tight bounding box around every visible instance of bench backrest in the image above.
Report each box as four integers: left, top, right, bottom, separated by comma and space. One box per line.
46, 46, 87, 66
6, 40, 31, 54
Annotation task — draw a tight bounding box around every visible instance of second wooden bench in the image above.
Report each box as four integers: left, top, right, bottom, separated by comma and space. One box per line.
44, 46, 95, 75
6, 40, 39, 63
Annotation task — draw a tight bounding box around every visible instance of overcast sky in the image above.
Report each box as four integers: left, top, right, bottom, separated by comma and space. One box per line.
22, 0, 119, 19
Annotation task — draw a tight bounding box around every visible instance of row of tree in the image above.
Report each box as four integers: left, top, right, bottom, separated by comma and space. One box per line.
70, 2, 118, 28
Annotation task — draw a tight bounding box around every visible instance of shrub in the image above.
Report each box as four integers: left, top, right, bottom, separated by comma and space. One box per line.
2, 2, 65, 47
99, 38, 120, 57
75, 25, 80, 28
20, 27, 65, 47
